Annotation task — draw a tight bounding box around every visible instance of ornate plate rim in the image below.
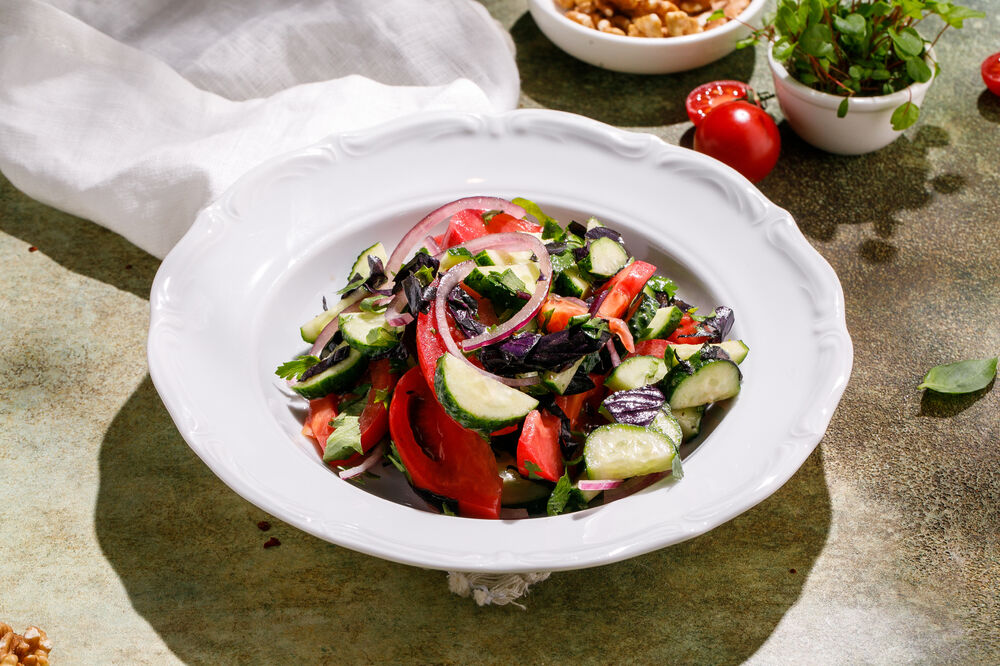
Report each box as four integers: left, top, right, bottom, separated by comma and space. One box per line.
148, 109, 853, 572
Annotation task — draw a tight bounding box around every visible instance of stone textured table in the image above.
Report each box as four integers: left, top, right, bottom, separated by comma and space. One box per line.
2, 1, 997, 663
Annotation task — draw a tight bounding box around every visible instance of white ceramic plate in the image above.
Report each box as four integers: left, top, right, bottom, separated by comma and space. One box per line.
148, 110, 852, 573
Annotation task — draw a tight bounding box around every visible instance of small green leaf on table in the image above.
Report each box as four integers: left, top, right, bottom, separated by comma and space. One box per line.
918, 357, 997, 394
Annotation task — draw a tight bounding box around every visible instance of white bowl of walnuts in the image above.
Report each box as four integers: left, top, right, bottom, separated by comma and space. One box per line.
528, 0, 766, 74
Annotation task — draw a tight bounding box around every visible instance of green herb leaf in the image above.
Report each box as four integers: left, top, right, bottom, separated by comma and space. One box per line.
386, 442, 407, 474
360, 296, 388, 313
837, 97, 850, 118
890, 101, 920, 130
832, 12, 866, 38
889, 27, 924, 58
707, 9, 726, 22
546, 470, 589, 516
512, 197, 566, 242
799, 23, 835, 59
338, 383, 371, 416
905, 57, 933, 83
441, 502, 456, 516
918, 357, 997, 394
322, 414, 363, 462
336, 274, 364, 296
275, 355, 319, 380
523, 460, 544, 480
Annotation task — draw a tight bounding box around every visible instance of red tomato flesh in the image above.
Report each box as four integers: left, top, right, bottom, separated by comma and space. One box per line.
693, 100, 780, 184
983, 52, 1000, 97
686, 80, 754, 127
357, 359, 399, 452
388, 367, 502, 519
516, 409, 564, 483
595, 261, 657, 320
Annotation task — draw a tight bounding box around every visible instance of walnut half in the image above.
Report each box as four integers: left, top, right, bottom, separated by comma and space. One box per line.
0, 624, 52, 666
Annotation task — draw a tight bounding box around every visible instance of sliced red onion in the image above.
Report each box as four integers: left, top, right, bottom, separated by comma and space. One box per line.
589, 290, 609, 316
500, 507, 530, 520
338, 441, 387, 480
435, 262, 539, 388
603, 471, 671, 503
386, 196, 527, 276
561, 295, 590, 310
423, 235, 441, 255
606, 339, 621, 368
577, 478, 623, 492
432, 232, 552, 352
308, 294, 364, 357
383, 291, 414, 327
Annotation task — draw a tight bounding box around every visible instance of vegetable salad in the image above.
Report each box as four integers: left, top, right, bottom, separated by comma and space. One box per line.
276, 196, 748, 519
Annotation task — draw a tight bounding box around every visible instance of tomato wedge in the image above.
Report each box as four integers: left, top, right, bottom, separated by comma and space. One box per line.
433, 208, 488, 249
554, 374, 605, 432
357, 359, 399, 452
538, 294, 589, 333
595, 261, 657, 320
516, 409, 564, 483
484, 212, 543, 235
667, 312, 711, 344
685, 80, 755, 127
632, 338, 671, 358
388, 367, 502, 519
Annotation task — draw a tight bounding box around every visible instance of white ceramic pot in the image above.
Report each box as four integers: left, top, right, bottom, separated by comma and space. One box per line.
767, 45, 936, 155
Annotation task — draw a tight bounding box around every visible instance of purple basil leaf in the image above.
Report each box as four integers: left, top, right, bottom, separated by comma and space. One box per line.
567, 220, 588, 237
299, 344, 351, 381
702, 306, 734, 343
584, 226, 625, 245
392, 252, 439, 289
447, 286, 486, 339
602, 385, 665, 427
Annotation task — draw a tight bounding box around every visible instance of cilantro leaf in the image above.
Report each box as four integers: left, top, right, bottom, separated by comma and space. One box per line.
523, 460, 544, 480
546, 470, 590, 516
275, 355, 319, 380
322, 414, 363, 462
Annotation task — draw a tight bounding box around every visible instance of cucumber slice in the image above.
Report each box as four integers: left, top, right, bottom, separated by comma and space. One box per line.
584, 424, 677, 480
463, 264, 541, 310
637, 306, 683, 341
585, 217, 604, 231
605, 355, 668, 393
553, 266, 592, 299
578, 237, 628, 279
474, 249, 501, 266
339, 310, 401, 355
541, 357, 586, 395
673, 406, 705, 441
649, 407, 683, 447
299, 291, 365, 343
673, 340, 749, 364
434, 353, 539, 432
290, 345, 367, 399
663, 358, 742, 409
349, 242, 388, 281
440, 247, 474, 271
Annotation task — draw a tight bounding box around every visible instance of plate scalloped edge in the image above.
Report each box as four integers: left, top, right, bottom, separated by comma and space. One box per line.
148, 109, 854, 573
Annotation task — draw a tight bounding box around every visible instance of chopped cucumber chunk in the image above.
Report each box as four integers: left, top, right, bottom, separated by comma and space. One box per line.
605, 355, 668, 393
672, 340, 749, 364
578, 237, 628, 279
434, 353, 538, 432
584, 424, 677, 480
339, 310, 401, 355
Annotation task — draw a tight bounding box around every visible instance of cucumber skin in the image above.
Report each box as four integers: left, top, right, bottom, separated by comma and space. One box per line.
291, 349, 368, 399
584, 423, 677, 480
605, 355, 668, 393
433, 356, 537, 433
339, 311, 400, 355
662, 358, 742, 409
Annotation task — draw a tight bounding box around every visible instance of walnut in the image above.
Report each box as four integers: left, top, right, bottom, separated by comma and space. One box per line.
0, 624, 52, 666
663, 10, 702, 35
631, 12, 664, 37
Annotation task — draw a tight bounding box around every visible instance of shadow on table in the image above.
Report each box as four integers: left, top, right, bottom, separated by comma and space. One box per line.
758, 123, 963, 251
0, 174, 159, 300
919, 381, 996, 418
510, 12, 756, 126
95, 375, 832, 664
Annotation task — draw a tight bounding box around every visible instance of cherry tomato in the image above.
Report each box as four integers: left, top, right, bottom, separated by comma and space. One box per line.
693, 101, 780, 184
983, 52, 1000, 97
685, 80, 755, 127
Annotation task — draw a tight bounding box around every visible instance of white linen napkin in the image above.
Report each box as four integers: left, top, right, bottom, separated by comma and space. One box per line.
0, 0, 520, 259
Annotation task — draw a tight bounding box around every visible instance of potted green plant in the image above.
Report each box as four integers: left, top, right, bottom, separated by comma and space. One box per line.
739, 0, 983, 154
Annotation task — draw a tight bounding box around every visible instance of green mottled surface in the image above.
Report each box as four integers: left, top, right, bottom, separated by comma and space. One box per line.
1, 1, 997, 663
